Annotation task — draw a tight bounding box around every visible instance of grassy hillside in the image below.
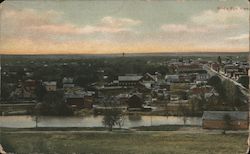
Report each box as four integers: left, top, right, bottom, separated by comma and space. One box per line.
1, 131, 247, 154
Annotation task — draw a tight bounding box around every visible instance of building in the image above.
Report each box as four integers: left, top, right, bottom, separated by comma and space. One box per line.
65, 94, 84, 108
43, 81, 57, 91
83, 95, 94, 109
127, 94, 144, 110
175, 64, 203, 73
202, 111, 248, 130
118, 74, 143, 86
211, 63, 220, 72
62, 77, 75, 89
24, 79, 37, 91
196, 73, 210, 82
165, 75, 179, 83
140, 73, 157, 88
65, 91, 94, 109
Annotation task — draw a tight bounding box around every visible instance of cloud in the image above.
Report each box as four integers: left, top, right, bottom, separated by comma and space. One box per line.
1, 8, 141, 37
161, 24, 208, 33
226, 34, 249, 41
101, 16, 141, 28
159, 7, 248, 50
161, 7, 247, 34
2, 8, 62, 27
1, 7, 143, 53
1, 5, 248, 54
29, 16, 141, 35
191, 7, 248, 26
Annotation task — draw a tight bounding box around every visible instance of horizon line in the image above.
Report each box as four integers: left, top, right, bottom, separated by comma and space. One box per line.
0, 51, 249, 56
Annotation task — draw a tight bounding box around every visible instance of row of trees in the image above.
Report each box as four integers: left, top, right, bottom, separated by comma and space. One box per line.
186, 75, 247, 114
207, 75, 247, 109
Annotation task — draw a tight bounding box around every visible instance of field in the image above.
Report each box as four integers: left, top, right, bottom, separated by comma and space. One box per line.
1, 130, 248, 154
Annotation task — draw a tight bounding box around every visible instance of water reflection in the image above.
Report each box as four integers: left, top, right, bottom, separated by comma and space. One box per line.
0, 115, 201, 128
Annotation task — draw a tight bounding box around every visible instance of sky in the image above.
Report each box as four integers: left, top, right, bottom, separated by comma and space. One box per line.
0, 0, 249, 54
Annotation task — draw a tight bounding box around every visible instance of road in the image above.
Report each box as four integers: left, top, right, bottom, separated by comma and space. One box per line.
204, 65, 250, 98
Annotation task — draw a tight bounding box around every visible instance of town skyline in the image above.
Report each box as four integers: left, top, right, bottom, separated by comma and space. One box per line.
0, 0, 249, 54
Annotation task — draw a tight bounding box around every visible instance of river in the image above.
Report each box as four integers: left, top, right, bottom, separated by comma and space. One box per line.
0, 115, 202, 128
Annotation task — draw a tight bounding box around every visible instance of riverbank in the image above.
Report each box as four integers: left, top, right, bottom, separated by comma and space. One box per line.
1, 129, 248, 154
0, 125, 197, 132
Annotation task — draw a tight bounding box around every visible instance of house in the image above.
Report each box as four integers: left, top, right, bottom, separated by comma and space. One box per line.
165, 75, 179, 83
62, 77, 75, 89
65, 94, 84, 108
176, 64, 203, 73
65, 91, 94, 109
127, 94, 144, 111
140, 73, 157, 88
118, 74, 143, 86
135, 82, 151, 93
178, 74, 192, 83
202, 111, 248, 130
24, 79, 37, 91
83, 95, 94, 109
223, 65, 239, 77
211, 63, 220, 72
196, 73, 210, 82
43, 81, 57, 91
111, 73, 156, 88
11, 80, 37, 99
154, 81, 170, 91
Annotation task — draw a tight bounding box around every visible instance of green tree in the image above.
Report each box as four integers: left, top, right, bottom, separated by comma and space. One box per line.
178, 103, 189, 125
36, 91, 73, 116
207, 76, 224, 99
237, 76, 249, 89
217, 56, 222, 64
189, 96, 200, 113
1, 83, 11, 100
223, 114, 232, 134
222, 80, 244, 108
35, 82, 47, 101
102, 107, 123, 131
33, 103, 43, 128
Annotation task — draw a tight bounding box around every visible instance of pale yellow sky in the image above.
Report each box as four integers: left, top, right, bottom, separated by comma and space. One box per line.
0, 0, 249, 54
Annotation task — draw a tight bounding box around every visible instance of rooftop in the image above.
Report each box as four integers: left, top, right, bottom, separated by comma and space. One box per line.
118, 75, 143, 81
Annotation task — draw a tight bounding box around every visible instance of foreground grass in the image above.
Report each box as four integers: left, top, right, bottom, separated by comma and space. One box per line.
0, 130, 248, 154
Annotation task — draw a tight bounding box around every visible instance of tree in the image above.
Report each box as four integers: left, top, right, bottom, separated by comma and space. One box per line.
35, 82, 47, 101
33, 103, 43, 128
189, 96, 200, 113
217, 56, 222, 64
35, 91, 73, 116
223, 114, 232, 134
237, 76, 249, 89
222, 80, 244, 108
178, 103, 189, 125
102, 108, 123, 131
1, 83, 11, 101
207, 76, 224, 99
